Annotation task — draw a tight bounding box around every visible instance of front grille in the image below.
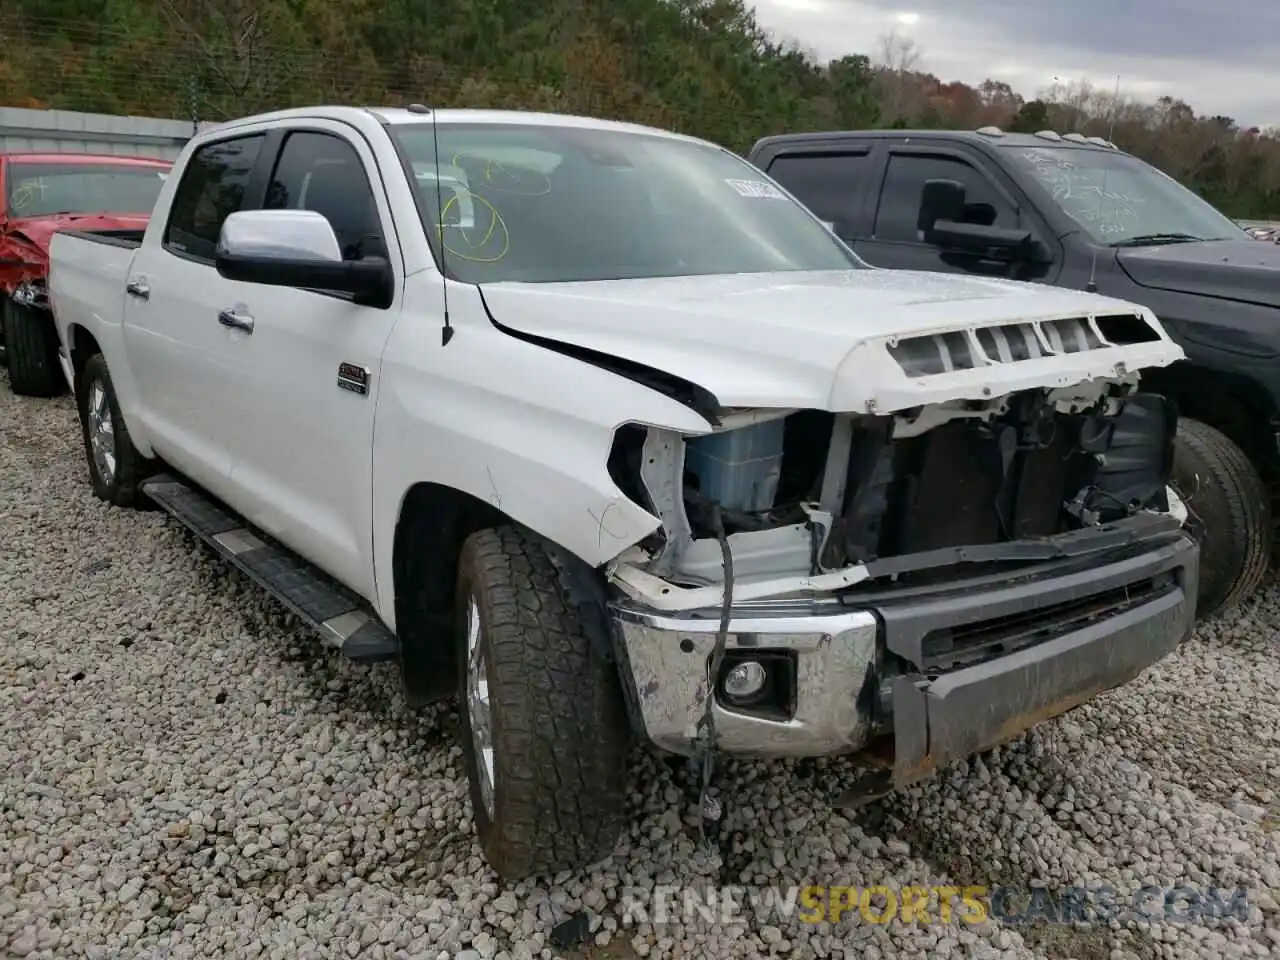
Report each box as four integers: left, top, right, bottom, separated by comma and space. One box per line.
821, 391, 1175, 573
889, 313, 1163, 377
919, 575, 1175, 672
880, 415, 1074, 558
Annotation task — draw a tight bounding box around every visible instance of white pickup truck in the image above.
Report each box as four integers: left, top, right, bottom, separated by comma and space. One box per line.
48, 105, 1199, 882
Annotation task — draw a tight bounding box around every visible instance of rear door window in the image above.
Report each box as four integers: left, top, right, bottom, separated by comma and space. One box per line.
164, 134, 266, 262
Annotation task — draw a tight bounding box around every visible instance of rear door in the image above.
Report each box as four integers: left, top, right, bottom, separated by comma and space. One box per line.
755, 144, 876, 248
122, 131, 272, 499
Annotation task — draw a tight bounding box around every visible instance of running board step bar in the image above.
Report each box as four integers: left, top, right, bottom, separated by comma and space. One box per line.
140, 474, 399, 663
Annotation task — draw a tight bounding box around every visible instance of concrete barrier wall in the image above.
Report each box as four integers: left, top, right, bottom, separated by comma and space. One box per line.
0, 106, 217, 160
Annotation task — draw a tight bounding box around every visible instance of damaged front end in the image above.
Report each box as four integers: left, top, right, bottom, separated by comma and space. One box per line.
602, 310, 1199, 780
608, 379, 1183, 609
0, 226, 51, 309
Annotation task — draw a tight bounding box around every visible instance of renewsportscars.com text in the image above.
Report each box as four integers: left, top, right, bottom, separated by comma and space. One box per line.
618, 883, 1252, 927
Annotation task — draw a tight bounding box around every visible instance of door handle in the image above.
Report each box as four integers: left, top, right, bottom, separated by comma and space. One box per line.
217, 308, 255, 333
125, 279, 149, 300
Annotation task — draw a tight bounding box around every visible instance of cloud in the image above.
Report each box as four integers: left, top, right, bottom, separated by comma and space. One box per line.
751, 0, 1280, 128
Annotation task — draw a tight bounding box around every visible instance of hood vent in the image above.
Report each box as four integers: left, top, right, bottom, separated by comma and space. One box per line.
888, 313, 1163, 377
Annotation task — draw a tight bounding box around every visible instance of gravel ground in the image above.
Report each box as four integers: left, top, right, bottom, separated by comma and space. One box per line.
3, 375, 1280, 960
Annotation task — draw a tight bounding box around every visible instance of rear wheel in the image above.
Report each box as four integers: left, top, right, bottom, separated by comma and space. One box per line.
2, 298, 65, 397
1170, 417, 1271, 618
454, 525, 629, 881
76, 353, 152, 508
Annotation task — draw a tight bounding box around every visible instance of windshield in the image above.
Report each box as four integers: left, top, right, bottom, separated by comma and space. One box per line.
389, 122, 863, 283
1003, 145, 1250, 246
5, 161, 168, 218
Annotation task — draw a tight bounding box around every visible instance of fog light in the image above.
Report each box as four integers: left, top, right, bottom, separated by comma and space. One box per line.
723, 660, 767, 699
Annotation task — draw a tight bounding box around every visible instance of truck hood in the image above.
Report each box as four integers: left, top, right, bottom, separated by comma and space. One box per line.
0, 212, 151, 296
1116, 239, 1280, 309
478, 269, 1185, 415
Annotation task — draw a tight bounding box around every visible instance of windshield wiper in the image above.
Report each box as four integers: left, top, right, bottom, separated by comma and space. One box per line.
1110, 232, 1203, 247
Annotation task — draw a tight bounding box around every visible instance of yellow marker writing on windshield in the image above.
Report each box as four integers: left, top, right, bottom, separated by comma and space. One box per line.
438, 191, 510, 263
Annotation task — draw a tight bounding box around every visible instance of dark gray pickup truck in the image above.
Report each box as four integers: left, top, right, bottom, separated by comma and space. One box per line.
748, 127, 1280, 619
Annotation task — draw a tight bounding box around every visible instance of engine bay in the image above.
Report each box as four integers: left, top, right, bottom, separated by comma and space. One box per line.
608, 378, 1179, 593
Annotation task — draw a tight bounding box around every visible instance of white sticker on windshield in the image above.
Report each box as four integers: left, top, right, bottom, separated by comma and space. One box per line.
725, 178, 785, 199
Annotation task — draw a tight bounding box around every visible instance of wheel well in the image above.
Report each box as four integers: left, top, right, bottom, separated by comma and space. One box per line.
392, 482, 511, 706
68, 324, 101, 388
1140, 361, 1278, 474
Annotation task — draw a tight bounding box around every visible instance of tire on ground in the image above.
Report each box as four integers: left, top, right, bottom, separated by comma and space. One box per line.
1171, 417, 1272, 619
77, 353, 153, 508
454, 525, 630, 881
2, 297, 65, 397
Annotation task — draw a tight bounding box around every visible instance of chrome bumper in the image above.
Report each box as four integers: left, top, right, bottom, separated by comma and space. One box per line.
611, 601, 879, 759
610, 532, 1198, 767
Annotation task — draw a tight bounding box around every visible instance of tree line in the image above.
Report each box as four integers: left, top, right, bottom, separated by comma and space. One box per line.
1, 0, 1276, 219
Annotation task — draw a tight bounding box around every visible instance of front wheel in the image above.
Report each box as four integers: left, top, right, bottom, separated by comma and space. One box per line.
76, 353, 152, 508
454, 526, 630, 881
1171, 417, 1271, 619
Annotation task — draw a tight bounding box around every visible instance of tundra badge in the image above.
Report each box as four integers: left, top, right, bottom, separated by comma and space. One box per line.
337, 362, 370, 395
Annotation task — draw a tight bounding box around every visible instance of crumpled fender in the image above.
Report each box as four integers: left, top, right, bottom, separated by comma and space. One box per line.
0, 227, 46, 297
369, 278, 713, 629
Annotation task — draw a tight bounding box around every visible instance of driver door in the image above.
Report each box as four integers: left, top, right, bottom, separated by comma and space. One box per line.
856, 147, 1055, 283
220, 123, 403, 600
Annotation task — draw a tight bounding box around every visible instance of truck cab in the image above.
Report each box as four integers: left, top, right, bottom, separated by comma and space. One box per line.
749, 128, 1280, 617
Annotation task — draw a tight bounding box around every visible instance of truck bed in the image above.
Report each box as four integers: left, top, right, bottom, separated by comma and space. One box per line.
47, 228, 143, 351
57, 227, 145, 249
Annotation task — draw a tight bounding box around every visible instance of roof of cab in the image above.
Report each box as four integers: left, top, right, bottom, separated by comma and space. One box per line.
200, 104, 711, 146
751, 128, 1124, 154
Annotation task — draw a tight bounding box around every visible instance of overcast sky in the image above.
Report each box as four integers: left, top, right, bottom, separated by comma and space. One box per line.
751, 0, 1278, 130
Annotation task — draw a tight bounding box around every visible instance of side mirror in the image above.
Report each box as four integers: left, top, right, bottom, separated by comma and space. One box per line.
214, 209, 393, 308
917, 178, 1047, 262
918, 178, 967, 234
930, 219, 1042, 260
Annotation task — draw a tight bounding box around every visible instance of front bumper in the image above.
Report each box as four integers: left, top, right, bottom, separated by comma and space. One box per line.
610, 530, 1198, 776
612, 600, 881, 758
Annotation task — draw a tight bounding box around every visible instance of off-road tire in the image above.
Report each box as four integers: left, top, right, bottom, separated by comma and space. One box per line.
2, 297, 65, 397
1171, 417, 1271, 619
76, 353, 152, 508
454, 525, 629, 881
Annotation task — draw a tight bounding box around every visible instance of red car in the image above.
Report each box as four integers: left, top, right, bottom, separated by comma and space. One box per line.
1, 151, 172, 396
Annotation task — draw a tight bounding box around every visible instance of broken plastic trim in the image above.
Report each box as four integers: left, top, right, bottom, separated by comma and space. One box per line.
11, 279, 49, 310
475, 286, 724, 425
609, 510, 1186, 612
